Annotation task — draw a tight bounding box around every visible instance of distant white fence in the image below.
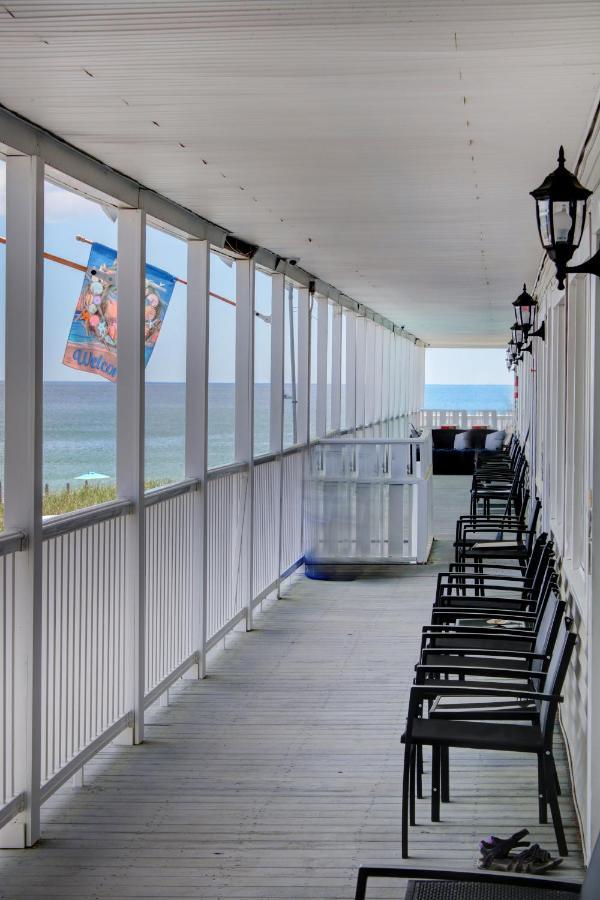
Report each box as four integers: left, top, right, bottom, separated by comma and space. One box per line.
0, 446, 304, 843
304, 432, 434, 566
418, 409, 513, 431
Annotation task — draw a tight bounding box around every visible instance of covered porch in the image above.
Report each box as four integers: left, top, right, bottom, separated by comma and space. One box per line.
0, 477, 584, 898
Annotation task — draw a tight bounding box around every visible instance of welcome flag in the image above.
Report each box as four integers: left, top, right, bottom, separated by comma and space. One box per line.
62, 242, 177, 382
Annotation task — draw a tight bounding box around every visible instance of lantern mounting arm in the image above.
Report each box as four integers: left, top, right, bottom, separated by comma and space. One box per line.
562, 246, 600, 282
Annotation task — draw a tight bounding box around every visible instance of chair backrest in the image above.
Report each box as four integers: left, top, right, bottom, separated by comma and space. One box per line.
523, 532, 548, 582
539, 623, 577, 740
581, 830, 600, 900
532, 593, 565, 669
524, 499, 542, 555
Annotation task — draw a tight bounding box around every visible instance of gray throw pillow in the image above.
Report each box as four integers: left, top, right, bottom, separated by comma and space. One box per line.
485, 430, 506, 451
454, 431, 472, 450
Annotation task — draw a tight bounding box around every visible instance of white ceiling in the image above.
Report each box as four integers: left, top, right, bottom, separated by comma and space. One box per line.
1, 0, 600, 345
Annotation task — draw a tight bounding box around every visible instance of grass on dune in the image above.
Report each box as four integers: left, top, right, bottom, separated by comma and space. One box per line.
0, 481, 167, 532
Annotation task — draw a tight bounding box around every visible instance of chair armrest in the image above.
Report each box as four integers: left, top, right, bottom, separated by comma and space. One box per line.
410, 683, 557, 702
414, 663, 544, 681
355, 865, 581, 900
420, 647, 544, 660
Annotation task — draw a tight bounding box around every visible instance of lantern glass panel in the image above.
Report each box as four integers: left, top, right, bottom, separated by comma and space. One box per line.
573, 198, 587, 248
538, 199, 552, 247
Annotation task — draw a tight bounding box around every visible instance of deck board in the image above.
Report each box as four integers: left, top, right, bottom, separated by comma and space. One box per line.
0, 476, 585, 898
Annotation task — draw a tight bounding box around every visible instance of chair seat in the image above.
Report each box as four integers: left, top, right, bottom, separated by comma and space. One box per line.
405, 879, 573, 900
403, 718, 543, 752
467, 545, 528, 558
420, 652, 531, 669
429, 693, 537, 719
424, 635, 534, 652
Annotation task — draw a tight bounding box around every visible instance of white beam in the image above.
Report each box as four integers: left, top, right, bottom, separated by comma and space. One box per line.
234, 259, 255, 629
297, 288, 310, 444
270, 274, 285, 453
185, 240, 210, 678
316, 296, 329, 438
355, 316, 366, 432
116, 207, 146, 746
344, 310, 356, 434
2, 154, 44, 848
331, 306, 342, 433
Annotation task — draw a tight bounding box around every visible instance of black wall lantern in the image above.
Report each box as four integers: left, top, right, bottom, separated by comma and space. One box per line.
510, 321, 524, 349
530, 146, 600, 289
512, 284, 537, 333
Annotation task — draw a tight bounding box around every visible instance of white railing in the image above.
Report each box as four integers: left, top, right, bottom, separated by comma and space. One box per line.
0, 446, 306, 840
205, 463, 251, 644
0, 543, 19, 826
305, 432, 433, 566
145, 482, 198, 698
418, 409, 513, 431
41, 510, 130, 794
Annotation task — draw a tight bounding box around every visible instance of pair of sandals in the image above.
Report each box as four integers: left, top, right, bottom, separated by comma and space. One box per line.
478, 828, 563, 874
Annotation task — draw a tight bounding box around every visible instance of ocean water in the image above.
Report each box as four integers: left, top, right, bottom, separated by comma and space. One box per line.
424, 384, 513, 411
0, 382, 513, 491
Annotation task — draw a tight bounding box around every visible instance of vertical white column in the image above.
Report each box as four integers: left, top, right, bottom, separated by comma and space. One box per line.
389, 333, 397, 422
234, 259, 255, 629
1, 155, 44, 848
270, 274, 285, 453
355, 316, 366, 433
381, 329, 390, 426
185, 240, 210, 678
330, 306, 342, 434
116, 208, 146, 746
270, 274, 286, 596
344, 310, 356, 434
297, 288, 310, 445
316, 296, 329, 438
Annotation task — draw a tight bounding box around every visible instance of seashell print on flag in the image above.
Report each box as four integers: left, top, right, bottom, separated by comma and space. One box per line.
62, 241, 176, 382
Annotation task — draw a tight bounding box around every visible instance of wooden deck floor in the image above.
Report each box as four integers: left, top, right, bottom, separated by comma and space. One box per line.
0, 477, 585, 898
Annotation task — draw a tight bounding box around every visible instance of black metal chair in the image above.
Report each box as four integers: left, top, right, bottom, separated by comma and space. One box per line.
400, 624, 576, 858
455, 499, 541, 572
355, 829, 596, 900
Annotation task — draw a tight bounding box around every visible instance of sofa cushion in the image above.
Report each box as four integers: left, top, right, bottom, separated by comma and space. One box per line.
485, 430, 506, 451
454, 431, 472, 450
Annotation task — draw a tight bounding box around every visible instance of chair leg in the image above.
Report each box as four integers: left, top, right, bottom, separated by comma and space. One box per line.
537, 752, 548, 824
402, 741, 411, 858
552, 757, 562, 796
544, 753, 568, 857
431, 746, 440, 822
409, 746, 416, 826
416, 744, 423, 799
441, 747, 450, 803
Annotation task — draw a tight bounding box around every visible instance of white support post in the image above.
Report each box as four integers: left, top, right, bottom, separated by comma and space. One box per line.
297, 288, 310, 445
316, 296, 329, 438
381, 328, 390, 426
331, 306, 342, 434
116, 207, 146, 746
270, 274, 285, 454
270, 274, 286, 596
234, 259, 255, 630
344, 310, 356, 434
185, 240, 210, 678
355, 316, 366, 433
1, 154, 44, 848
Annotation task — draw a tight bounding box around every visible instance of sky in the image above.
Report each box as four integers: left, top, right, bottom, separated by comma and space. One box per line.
425, 348, 512, 385
0, 160, 510, 386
